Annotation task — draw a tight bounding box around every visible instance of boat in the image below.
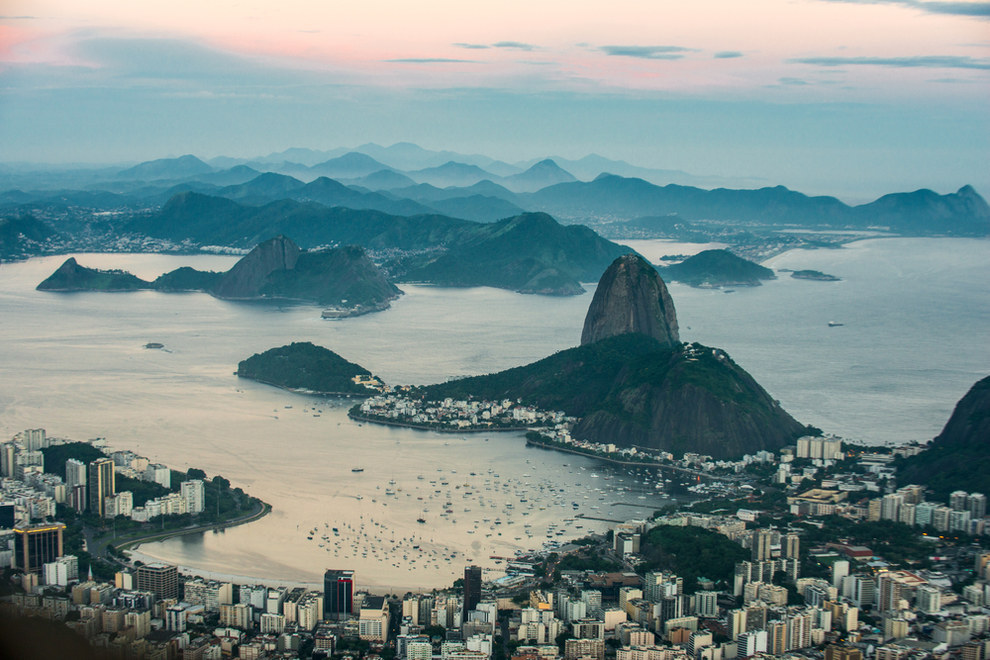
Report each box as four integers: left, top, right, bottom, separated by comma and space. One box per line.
351, 468, 364, 472
828, 321, 844, 327
417, 518, 426, 524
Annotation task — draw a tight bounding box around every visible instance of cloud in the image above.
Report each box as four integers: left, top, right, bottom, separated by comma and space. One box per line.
386, 58, 479, 64
791, 55, 990, 69
493, 41, 536, 51
779, 77, 810, 85
600, 45, 693, 60
453, 43, 489, 50
814, 0, 990, 18
714, 51, 744, 59
0, 15, 38, 20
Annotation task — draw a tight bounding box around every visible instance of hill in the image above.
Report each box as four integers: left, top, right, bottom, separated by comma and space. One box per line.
37, 257, 151, 291
117, 155, 214, 180
582, 253, 678, 347
0, 215, 55, 259
897, 375, 990, 499
660, 249, 776, 287
212, 236, 402, 309
402, 212, 632, 295
237, 342, 373, 394
419, 334, 805, 459
524, 174, 990, 235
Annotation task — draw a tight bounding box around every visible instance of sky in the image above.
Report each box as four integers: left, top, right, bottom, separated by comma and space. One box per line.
0, 0, 988, 199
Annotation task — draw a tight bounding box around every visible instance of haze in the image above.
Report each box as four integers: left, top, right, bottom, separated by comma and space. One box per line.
1, 0, 988, 200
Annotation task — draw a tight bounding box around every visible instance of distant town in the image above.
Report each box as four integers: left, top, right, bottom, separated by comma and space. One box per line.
2, 425, 989, 660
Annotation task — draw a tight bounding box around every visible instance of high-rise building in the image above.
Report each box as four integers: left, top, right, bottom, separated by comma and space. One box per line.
13, 522, 65, 574
784, 533, 800, 559
950, 490, 969, 511
752, 530, 772, 562
136, 563, 179, 600
968, 493, 987, 519
66, 459, 87, 490
464, 565, 482, 613
87, 458, 115, 517
181, 480, 205, 515
324, 569, 354, 620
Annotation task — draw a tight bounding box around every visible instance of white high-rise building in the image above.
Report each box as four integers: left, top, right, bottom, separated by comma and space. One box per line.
65, 459, 87, 489
181, 479, 205, 514
144, 464, 170, 489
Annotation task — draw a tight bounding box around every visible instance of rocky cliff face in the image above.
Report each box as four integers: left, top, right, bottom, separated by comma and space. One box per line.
212, 235, 301, 299
898, 375, 990, 497
581, 254, 679, 347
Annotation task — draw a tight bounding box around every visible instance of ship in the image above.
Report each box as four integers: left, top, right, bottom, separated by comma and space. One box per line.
351, 468, 364, 473
828, 321, 844, 327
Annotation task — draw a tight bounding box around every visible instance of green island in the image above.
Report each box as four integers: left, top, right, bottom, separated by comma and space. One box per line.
788, 269, 841, 281
658, 248, 776, 287
236, 341, 380, 394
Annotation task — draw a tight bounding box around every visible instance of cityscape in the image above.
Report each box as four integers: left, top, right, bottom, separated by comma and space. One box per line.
2, 424, 989, 659
2, 0, 989, 659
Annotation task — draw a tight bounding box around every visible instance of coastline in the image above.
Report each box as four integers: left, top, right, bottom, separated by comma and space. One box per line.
117, 500, 272, 558
347, 410, 531, 434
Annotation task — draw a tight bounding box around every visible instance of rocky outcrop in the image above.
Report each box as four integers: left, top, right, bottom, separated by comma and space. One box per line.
581, 254, 679, 346
898, 375, 990, 498
37, 257, 151, 291
212, 235, 301, 299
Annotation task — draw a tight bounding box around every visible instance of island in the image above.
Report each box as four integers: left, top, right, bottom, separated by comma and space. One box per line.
236, 341, 384, 395
658, 248, 776, 287
36, 236, 402, 317
788, 269, 841, 281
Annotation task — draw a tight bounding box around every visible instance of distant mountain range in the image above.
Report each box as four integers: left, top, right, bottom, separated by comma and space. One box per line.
126, 195, 631, 295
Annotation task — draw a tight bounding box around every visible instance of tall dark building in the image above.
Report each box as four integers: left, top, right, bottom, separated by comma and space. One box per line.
324, 569, 354, 620
136, 563, 179, 600
13, 523, 65, 574
463, 565, 482, 613
88, 458, 115, 517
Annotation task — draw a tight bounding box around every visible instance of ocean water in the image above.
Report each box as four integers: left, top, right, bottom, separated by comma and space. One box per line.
0, 237, 986, 589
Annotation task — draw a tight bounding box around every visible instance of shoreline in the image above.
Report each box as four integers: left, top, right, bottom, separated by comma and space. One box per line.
117, 500, 272, 556
347, 410, 531, 434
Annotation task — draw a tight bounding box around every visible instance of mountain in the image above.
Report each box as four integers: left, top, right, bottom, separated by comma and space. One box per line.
127, 194, 626, 296
581, 254, 679, 347
117, 155, 214, 181
419, 249, 805, 458
346, 169, 417, 190
37, 236, 400, 312
501, 159, 577, 193
213, 236, 401, 308
524, 174, 990, 235
421, 333, 805, 459
309, 152, 392, 179
660, 249, 776, 287
0, 215, 55, 258
409, 161, 497, 188
212, 235, 302, 299
237, 342, 374, 394
217, 173, 307, 203
852, 185, 990, 235
426, 195, 525, 223
897, 375, 990, 499
37, 257, 151, 291
403, 212, 633, 295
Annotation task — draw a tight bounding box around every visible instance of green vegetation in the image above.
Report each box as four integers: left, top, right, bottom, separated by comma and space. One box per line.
421, 333, 804, 459
638, 525, 749, 593
659, 249, 775, 287
40, 442, 106, 479
790, 269, 840, 281
237, 341, 373, 394
554, 547, 623, 575
116, 475, 169, 507
896, 375, 990, 499
36, 258, 151, 291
